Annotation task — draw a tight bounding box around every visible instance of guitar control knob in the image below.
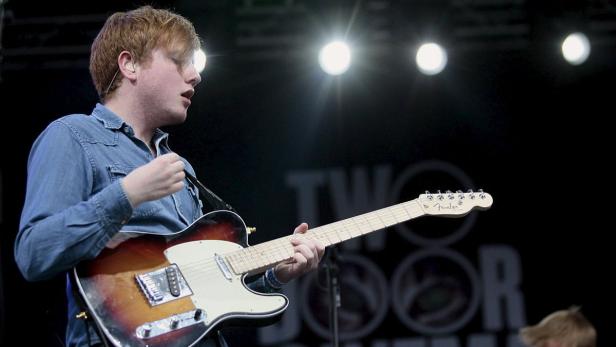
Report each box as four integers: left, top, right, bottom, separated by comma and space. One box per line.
170, 316, 179, 329
194, 309, 203, 321
142, 324, 152, 338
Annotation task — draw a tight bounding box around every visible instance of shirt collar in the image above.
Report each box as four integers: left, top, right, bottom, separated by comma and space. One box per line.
91, 103, 169, 143
91, 103, 126, 130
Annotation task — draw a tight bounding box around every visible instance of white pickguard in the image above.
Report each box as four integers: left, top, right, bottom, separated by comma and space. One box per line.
164, 240, 287, 326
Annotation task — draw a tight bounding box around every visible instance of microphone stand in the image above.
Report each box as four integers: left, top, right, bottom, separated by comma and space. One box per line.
323, 245, 341, 347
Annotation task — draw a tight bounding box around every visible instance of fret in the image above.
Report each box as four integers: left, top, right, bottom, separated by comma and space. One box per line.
361, 212, 381, 232
346, 217, 363, 236
390, 205, 404, 221
355, 214, 373, 235
345, 219, 363, 238
380, 209, 398, 226
371, 210, 388, 229
403, 200, 422, 219
341, 220, 360, 239
397, 202, 412, 219
322, 224, 342, 245
233, 252, 244, 273
224, 252, 238, 274
314, 227, 334, 247
271, 238, 293, 261
355, 214, 370, 234
310, 230, 327, 246
260, 243, 274, 265
246, 246, 261, 269
387, 207, 401, 225
336, 221, 354, 241
275, 238, 294, 259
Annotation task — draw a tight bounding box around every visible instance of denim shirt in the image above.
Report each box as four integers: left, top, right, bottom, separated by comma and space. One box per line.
15, 104, 280, 347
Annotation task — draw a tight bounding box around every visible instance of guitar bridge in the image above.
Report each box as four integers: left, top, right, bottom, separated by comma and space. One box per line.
136, 264, 193, 306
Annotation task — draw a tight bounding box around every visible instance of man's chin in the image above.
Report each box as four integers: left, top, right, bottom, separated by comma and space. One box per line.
165, 110, 188, 126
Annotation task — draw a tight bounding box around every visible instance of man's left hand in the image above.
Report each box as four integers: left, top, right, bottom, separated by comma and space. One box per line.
273, 223, 325, 284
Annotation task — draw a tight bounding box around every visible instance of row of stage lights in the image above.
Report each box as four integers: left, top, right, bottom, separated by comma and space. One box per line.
191, 32, 591, 76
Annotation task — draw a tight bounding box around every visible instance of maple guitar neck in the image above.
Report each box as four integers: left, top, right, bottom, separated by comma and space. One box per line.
225, 190, 493, 275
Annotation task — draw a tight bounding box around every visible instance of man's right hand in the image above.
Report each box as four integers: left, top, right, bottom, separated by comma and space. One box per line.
121, 153, 186, 208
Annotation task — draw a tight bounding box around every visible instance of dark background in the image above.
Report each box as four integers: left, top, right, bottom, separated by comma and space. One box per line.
0, 1, 613, 346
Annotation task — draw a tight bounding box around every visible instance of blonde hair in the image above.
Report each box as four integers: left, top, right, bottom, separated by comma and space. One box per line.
89, 6, 200, 101
519, 307, 596, 347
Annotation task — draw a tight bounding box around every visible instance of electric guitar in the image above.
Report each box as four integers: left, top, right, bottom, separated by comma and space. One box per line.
73, 190, 493, 346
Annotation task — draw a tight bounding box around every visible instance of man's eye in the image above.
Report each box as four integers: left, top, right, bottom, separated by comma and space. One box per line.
174, 58, 191, 68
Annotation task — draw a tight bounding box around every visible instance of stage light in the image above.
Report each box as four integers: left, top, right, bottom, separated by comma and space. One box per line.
415, 43, 447, 75
319, 41, 351, 76
194, 49, 207, 73
562, 32, 590, 65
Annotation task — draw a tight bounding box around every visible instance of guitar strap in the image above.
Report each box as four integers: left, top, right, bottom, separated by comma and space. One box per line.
182, 170, 235, 347
184, 170, 237, 213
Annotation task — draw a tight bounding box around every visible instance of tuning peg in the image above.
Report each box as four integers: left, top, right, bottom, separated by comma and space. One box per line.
425, 190, 434, 200
468, 188, 476, 199
437, 190, 444, 200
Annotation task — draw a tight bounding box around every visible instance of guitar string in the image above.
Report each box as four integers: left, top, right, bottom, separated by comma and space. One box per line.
179, 203, 414, 273
159, 209, 408, 282
172, 203, 419, 278
168, 204, 421, 281
168, 198, 482, 285
162, 195, 475, 275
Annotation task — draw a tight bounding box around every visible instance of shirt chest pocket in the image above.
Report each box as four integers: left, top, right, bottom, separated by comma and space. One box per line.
107, 164, 161, 219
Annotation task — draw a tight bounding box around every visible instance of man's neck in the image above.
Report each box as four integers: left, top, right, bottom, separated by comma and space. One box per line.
104, 97, 156, 147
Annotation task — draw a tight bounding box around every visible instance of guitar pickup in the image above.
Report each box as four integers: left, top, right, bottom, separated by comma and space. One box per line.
165, 266, 181, 297
136, 264, 193, 306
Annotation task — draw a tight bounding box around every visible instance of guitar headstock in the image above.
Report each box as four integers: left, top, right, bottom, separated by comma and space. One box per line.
418, 190, 493, 217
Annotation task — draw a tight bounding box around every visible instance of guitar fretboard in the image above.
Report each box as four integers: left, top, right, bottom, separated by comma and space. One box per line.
224, 199, 424, 275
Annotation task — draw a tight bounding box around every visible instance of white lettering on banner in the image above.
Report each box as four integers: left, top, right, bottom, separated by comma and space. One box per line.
328, 166, 393, 251
285, 171, 325, 227
258, 247, 526, 344
300, 254, 389, 340
479, 245, 526, 330
390, 248, 481, 334
286, 166, 392, 251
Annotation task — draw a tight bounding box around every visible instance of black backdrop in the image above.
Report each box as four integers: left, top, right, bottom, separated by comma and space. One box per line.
1, 1, 614, 346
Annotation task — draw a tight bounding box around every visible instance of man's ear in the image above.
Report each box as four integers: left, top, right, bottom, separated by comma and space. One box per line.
118, 51, 137, 79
